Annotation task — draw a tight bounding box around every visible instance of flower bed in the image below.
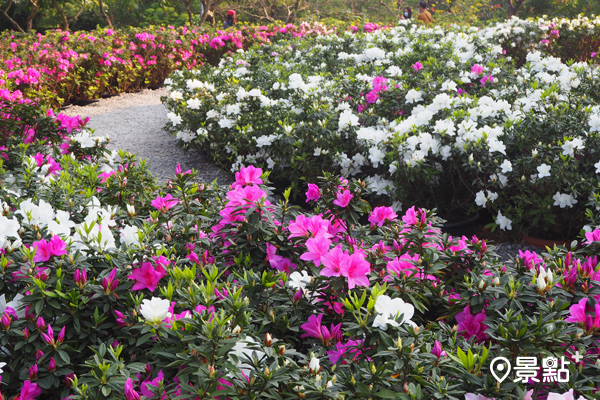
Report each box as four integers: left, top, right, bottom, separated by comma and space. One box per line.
1, 95, 600, 399
162, 17, 600, 239
0, 22, 387, 108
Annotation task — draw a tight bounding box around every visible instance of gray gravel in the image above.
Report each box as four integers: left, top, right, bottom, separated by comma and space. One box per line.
61, 88, 233, 185
60, 88, 551, 265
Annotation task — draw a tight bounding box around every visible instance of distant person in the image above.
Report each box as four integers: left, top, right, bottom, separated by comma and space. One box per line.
223, 10, 237, 28
400, 6, 412, 20
417, 1, 433, 24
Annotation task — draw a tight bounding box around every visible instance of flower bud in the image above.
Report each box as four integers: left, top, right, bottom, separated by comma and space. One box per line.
309, 356, 320, 374
36, 317, 45, 332
1, 313, 10, 330
64, 373, 75, 388
278, 345, 286, 355
57, 326, 66, 344
48, 357, 56, 373
264, 332, 273, 347
35, 349, 44, 361
29, 364, 38, 379
208, 364, 216, 378
23, 326, 30, 339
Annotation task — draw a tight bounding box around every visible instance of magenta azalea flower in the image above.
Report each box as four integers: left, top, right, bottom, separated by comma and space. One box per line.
233, 165, 263, 188
368, 206, 398, 227
128, 261, 167, 292
327, 339, 365, 364
470, 63, 485, 75
151, 193, 179, 213
125, 377, 141, 400
305, 183, 321, 202
341, 252, 370, 289
412, 62, 423, 71
565, 298, 600, 333
321, 245, 349, 277
300, 236, 331, 267
32, 235, 68, 263
300, 314, 342, 344
333, 189, 353, 208
455, 305, 489, 342
18, 380, 42, 400
140, 370, 165, 398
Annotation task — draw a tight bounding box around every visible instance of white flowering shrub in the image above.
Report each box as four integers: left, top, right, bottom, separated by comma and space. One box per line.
163, 17, 600, 239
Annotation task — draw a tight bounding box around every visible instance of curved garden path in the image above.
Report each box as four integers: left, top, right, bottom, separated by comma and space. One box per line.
62, 88, 233, 185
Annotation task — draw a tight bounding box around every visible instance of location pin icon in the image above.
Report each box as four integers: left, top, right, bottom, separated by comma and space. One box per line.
490, 357, 511, 383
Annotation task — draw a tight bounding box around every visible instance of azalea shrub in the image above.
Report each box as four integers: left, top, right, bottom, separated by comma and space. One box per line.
0, 21, 389, 108
161, 16, 600, 238
2, 94, 600, 399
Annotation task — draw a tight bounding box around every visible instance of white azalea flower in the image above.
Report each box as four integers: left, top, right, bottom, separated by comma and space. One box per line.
553, 192, 577, 208
537, 164, 551, 178
187, 98, 202, 109
496, 211, 512, 230
373, 295, 416, 331
167, 112, 182, 125
288, 271, 312, 291
140, 297, 171, 324
475, 191, 487, 207
561, 137, 584, 157
589, 114, 600, 132
595, 161, 600, 174
405, 89, 423, 104
338, 109, 360, 131
500, 160, 512, 173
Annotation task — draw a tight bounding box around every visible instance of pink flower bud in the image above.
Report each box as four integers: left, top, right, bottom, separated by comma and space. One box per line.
1, 313, 10, 330
64, 373, 75, 388
29, 364, 38, 379
23, 327, 30, 339
57, 326, 65, 344
36, 317, 45, 331
35, 349, 44, 361
47, 357, 56, 372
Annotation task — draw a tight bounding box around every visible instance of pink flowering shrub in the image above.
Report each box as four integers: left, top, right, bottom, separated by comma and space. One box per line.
1, 99, 600, 399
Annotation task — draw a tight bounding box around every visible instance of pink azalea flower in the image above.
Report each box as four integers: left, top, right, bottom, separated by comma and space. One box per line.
98, 171, 115, 183
402, 206, 419, 225
368, 206, 397, 227
226, 185, 268, 207
17, 380, 42, 400
333, 189, 353, 208
327, 339, 364, 364
565, 298, 600, 333
32, 235, 68, 263
300, 236, 331, 267
125, 377, 141, 400
456, 305, 489, 342
300, 314, 342, 344
321, 245, 349, 277
470, 63, 485, 75
518, 250, 544, 270
128, 261, 167, 292
341, 252, 370, 289
365, 90, 379, 104
386, 254, 435, 281
175, 163, 191, 175
151, 193, 179, 213
584, 228, 600, 244
288, 214, 332, 239
270, 257, 296, 273
412, 62, 423, 71
547, 389, 586, 400
232, 165, 263, 188
141, 370, 165, 398
305, 183, 321, 202
431, 340, 445, 359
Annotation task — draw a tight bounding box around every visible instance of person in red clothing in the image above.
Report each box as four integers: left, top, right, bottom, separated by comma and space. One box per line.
223, 10, 237, 28
417, 1, 433, 24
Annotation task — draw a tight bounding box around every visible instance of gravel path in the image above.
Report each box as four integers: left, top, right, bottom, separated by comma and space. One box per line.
60, 88, 546, 263
62, 88, 233, 185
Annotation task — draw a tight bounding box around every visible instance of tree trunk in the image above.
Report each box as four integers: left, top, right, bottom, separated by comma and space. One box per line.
51, 0, 69, 30
182, 0, 193, 25
286, 0, 302, 23
2, 0, 24, 32
377, 0, 393, 15
507, 0, 524, 17
26, 0, 38, 31
97, 0, 113, 28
